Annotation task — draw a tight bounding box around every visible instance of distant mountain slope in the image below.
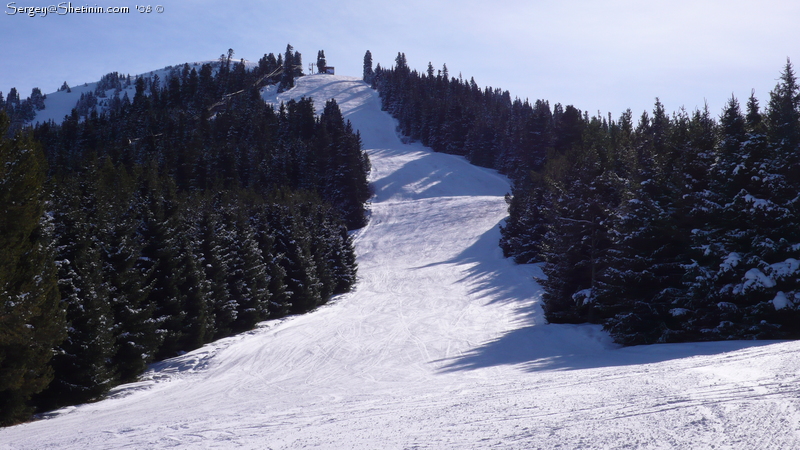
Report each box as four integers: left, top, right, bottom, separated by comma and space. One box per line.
30, 61, 256, 124
3, 74, 800, 450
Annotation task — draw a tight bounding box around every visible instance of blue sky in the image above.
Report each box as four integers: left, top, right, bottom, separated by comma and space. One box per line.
2, 0, 798, 119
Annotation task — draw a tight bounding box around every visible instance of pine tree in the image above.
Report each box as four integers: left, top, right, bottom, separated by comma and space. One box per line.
251, 204, 291, 318
767, 59, 800, 176
499, 100, 556, 262
198, 201, 234, 339
316, 50, 327, 74
679, 62, 800, 339
539, 124, 618, 324
138, 166, 187, 360
37, 174, 116, 410
499, 174, 551, 264
684, 62, 800, 339
94, 159, 158, 382
226, 205, 271, 332
5, 88, 20, 111
29, 88, 45, 111
363, 50, 374, 84
173, 202, 211, 350
293, 51, 304, 78
318, 99, 371, 229
595, 103, 715, 344
268, 201, 322, 314
313, 204, 358, 296
594, 162, 695, 344
279, 44, 296, 92
0, 112, 66, 425
676, 97, 746, 339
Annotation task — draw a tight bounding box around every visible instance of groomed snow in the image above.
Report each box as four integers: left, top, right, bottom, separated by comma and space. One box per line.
4, 75, 800, 449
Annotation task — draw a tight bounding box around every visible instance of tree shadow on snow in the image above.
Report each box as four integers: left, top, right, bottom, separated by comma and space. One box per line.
437, 323, 780, 373
429, 220, 782, 373
367, 148, 509, 203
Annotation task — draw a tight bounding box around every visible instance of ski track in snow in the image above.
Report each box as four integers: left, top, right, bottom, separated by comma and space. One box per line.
4, 75, 800, 449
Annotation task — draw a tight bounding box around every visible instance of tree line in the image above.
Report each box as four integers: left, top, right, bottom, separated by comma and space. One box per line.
0, 45, 370, 425
367, 51, 800, 346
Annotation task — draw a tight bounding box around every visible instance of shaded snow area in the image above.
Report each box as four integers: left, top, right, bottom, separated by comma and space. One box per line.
5, 75, 800, 449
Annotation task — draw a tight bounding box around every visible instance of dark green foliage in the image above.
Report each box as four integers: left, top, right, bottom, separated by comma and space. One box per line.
36, 174, 116, 411
538, 139, 619, 325
317, 50, 327, 74
137, 166, 191, 360
317, 99, 372, 229
0, 113, 66, 425
499, 186, 549, 264
223, 204, 272, 333
678, 61, 800, 341
279, 44, 299, 92
250, 204, 291, 318
591, 103, 695, 344
266, 200, 322, 314
175, 241, 211, 350
363, 50, 374, 85
95, 160, 159, 382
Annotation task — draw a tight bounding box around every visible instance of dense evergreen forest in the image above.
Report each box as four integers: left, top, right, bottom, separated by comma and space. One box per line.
367, 52, 800, 346
0, 45, 371, 425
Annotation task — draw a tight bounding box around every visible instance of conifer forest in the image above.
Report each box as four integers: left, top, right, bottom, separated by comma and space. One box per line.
0, 46, 370, 425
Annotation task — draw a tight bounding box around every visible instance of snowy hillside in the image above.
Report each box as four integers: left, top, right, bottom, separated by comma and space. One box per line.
29, 61, 256, 125
3, 74, 800, 449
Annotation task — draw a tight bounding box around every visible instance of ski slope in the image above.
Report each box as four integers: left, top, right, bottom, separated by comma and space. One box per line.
4, 74, 800, 449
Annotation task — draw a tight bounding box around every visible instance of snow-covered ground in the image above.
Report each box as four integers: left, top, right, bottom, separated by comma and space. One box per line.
4, 75, 800, 449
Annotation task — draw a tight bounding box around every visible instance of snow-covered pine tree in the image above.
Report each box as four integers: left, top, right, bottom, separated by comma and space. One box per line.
499, 100, 556, 263
539, 113, 618, 324
595, 104, 716, 344
251, 203, 292, 318
172, 200, 211, 351
225, 204, 271, 333
0, 113, 66, 425
685, 63, 800, 340
38, 173, 116, 411
198, 200, 235, 340
267, 199, 323, 314
499, 179, 550, 264
94, 158, 159, 382
680, 96, 753, 339
682, 61, 800, 339
137, 166, 189, 360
